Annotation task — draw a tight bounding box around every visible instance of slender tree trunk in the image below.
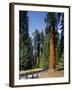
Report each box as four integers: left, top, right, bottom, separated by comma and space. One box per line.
49, 26, 56, 72
36, 56, 40, 68
36, 44, 40, 68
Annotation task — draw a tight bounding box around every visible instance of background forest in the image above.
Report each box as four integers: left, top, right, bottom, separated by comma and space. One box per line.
19, 11, 64, 72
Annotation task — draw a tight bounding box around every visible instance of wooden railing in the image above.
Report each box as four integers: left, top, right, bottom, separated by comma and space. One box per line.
19, 68, 45, 79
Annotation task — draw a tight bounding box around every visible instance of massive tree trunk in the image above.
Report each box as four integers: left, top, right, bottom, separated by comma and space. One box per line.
49, 25, 56, 72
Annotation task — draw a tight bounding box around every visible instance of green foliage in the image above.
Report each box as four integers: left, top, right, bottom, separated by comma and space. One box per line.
19, 48, 29, 70
61, 52, 64, 63
19, 36, 34, 70
19, 11, 34, 71
39, 27, 50, 68
32, 29, 41, 67
56, 52, 64, 71
56, 42, 61, 64
45, 12, 57, 27
40, 35, 50, 68
56, 13, 64, 66
40, 30, 44, 54
33, 29, 41, 52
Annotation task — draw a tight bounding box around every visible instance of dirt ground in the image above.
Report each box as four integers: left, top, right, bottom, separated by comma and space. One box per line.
39, 70, 64, 78
19, 69, 64, 79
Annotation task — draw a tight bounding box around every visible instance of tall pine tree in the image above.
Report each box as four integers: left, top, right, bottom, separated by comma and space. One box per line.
19, 11, 33, 70
33, 29, 41, 68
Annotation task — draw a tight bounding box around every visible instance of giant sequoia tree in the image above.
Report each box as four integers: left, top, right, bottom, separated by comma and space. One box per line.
45, 13, 58, 72
47, 13, 56, 71
45, 12, 64, 72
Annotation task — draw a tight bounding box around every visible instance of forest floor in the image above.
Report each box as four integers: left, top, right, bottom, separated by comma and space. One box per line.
39, 70, 64, 78
19, 70, 64, 79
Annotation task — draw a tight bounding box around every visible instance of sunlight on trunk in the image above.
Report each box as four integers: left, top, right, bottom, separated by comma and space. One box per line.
49, 27, 56, 72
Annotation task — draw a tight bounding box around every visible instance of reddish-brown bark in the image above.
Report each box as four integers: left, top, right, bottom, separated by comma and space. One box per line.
49, 26, 56, 72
